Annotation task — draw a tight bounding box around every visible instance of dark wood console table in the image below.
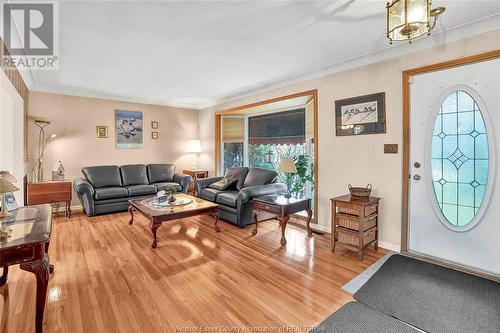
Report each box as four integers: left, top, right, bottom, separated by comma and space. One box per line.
0, 205, 53, 333
252, 195, 313, 246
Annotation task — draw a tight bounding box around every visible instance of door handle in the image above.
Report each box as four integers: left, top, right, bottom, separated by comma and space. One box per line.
413, 174, 421, 181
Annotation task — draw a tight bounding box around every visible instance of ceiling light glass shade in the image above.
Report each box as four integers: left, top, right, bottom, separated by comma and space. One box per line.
387, 0, 431, 43
186, 139, 202, 153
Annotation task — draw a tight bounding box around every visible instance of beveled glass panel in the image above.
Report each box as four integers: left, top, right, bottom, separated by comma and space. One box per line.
430, 90, 489, 227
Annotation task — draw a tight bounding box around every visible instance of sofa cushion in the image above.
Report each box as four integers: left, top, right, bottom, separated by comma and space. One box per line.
199, 188, 221, 202
209, 176, 238, 191
127, 184, 157, 196
120, 164, 148, 186
225, 167, 249, 191
216, 191, 239, 208
83, 166, 122, 188
243, 168, 277, 188
147, 164, 175, 183
94, 187, 128, 200
152, 182, 182, 192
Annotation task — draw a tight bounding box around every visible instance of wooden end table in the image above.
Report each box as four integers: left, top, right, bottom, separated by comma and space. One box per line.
128, 194, 219, 248
0, 205, 53, 333
182, 169, 209, 196
252, 195, 313, 246
27, 180, 72, 218
331, 195, 380, 260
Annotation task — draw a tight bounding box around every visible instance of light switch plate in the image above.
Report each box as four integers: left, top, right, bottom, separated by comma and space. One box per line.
384, 144, 398, 154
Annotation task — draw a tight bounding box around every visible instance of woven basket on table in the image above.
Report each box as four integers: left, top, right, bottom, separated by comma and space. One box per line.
348, 184, 372, 199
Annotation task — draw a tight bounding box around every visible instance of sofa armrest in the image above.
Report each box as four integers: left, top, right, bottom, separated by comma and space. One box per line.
73, 178, 96, 216
195, 176, 223, 194
173, 173, 192, 193
237, 183, 287, 203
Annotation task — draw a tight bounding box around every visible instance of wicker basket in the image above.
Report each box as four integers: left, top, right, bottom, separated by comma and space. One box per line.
337, 213, 377, 231
337, 227, 377, 246
348, 184, 372, 199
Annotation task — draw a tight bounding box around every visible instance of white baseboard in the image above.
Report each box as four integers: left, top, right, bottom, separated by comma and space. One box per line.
378, 241, 401, 253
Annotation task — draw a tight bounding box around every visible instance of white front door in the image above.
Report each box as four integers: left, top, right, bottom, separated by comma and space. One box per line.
409, 58, 500, 276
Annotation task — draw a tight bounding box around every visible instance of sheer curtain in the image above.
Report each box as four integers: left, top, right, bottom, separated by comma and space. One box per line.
0, 70, 24, 204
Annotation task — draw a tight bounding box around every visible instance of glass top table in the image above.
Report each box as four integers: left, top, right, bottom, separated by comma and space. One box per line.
0, 205, 52, 250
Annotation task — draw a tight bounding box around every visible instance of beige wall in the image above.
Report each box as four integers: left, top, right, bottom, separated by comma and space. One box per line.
28, 92, 199, 205
199, 29, 500, 250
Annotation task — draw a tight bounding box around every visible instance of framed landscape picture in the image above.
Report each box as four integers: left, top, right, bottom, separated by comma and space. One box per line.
115, 110, 143, 148
335, 92, 386, 136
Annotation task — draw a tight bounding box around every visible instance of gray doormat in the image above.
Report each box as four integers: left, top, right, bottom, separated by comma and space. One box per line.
311, 302, 420, 333
353, 254, 500, 333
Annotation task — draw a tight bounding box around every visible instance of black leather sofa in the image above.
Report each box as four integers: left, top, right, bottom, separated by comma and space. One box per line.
195, 167, 287, 227
74, 164, 192, 216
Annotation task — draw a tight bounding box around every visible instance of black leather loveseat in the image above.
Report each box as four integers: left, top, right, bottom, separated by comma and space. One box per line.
195, 167, 286, 227
74, 164, 192, 216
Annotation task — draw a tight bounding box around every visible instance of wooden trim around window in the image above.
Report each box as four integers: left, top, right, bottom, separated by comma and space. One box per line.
215, 89, 319, 224
401, 50, 500, 254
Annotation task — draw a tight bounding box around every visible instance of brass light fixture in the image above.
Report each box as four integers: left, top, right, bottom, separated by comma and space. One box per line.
387, 0, 446, 44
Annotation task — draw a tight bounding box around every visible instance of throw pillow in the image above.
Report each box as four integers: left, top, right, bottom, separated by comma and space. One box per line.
209, 176, 238, 191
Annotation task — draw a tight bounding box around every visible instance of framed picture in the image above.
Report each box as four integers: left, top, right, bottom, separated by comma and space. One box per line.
115, 110, 143, 149
335, 92, 386, 136
4, 192, 17, 211
151, 121, 159, 129
151, 131, 158, 139
96, 125, 108, 138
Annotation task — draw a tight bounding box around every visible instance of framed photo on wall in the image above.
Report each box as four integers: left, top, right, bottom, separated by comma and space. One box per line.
96, 125, 108, 138
151, 121, 159, 129
151, 131, 158, 139
335, 92, 386, 136
115, 110, 144, 148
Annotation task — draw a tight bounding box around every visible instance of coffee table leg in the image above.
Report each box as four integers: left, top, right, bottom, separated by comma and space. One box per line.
128, 206, 135, 225
0, 266, 8, 286
279, 215, 290, 246
252, 211, 258, 236
210, 210, 220, 232
150, 221, 161, 248
306, 208, 313, 237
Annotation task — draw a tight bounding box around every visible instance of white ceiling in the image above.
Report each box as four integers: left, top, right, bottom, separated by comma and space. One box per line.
19, 1, 500, 109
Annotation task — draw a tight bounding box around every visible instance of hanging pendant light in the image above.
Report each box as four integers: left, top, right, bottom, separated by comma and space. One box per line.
386, 0, 446, 44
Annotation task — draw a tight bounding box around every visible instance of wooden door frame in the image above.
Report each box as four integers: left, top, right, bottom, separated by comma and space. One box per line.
401, 50, 500, 280
215, 89, 319, 223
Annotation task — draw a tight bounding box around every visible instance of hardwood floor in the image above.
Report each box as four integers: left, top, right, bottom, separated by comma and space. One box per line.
0, 211, 387, 333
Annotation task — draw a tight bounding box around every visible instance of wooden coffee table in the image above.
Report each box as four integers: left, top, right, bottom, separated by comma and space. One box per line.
128, 194, 219, 248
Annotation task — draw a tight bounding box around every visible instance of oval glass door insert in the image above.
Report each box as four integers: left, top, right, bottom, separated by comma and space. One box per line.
431, 90, 489, 228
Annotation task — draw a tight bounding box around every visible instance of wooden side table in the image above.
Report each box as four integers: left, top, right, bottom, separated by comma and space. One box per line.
331, 195, 380, 260
182, 169, 208, 196
27, 180, 72, 218
0, 205, 53, 333
252, 195, 313, 246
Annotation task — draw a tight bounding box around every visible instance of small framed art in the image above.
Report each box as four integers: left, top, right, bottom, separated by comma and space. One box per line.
151, 121, 159, 129
96, 126, 108, 138
152, 131, 159, 139
335, 92, 386, 136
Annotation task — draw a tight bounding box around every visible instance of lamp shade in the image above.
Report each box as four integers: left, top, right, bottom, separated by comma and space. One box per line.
276, 159, 297, 174
0, 171, 17, 183
187, 139, 202, 153
0, 177, 19, 194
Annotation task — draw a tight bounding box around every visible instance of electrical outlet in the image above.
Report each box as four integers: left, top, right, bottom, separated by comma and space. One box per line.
384, 144, 398, 154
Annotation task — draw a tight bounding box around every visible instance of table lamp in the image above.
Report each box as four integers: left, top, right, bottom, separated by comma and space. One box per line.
0, 171, 19, 218
277, 159, 297, 198
186, 139, 202, 170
